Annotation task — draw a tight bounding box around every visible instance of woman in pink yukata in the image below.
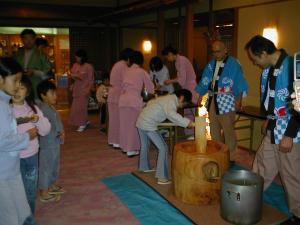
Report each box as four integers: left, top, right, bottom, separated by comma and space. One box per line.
68, 49, 94, 132
162, 46, 199, 104
107, 48, 133, 148
118, 51, 154, 157
162, 46, 199, 136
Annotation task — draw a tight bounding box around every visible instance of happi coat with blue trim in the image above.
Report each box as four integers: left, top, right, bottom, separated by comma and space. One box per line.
195, 56, 248, 114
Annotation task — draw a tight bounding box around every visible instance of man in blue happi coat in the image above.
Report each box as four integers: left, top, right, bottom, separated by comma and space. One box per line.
246, 35, 300, 225
195, 40, 248, 162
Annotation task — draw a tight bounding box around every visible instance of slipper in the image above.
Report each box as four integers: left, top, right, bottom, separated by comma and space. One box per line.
140, 169, 156, 173
157, 178, 172, 185
39, 194, 59, 203
48, 185, 66, 195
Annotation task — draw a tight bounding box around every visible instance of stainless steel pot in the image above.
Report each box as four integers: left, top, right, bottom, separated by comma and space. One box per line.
141, 87, 155, 102
220, 170, 264, 225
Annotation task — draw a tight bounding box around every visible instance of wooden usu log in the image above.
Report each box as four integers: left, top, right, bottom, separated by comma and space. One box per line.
172, 139, 230, 205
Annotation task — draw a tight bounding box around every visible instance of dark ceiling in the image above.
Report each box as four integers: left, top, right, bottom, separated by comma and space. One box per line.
0, 2, 113, 22
0, 0, 120, 7
0, 0, 188, 26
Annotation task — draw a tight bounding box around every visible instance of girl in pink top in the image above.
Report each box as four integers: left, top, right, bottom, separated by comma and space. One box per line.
12, 75, 51, 214
119, 51, 154, 157
69, 49, 94, 132
107, 48, 133, 148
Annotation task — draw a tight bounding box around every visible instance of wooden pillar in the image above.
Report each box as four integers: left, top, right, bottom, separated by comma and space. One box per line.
118, 24, 123, 54
157, 8, 165, 56
208, 0, 214, 34
178, 5, 183, 53
207, 0, 214, 61
232, 8, 239, 57
185, 2, 194, 61
117, 0, 122, 56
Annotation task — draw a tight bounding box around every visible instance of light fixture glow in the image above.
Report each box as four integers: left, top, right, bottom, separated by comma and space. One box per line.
263, 27, 278, 46
215, 23, 233, 28
143, 40, 152, 53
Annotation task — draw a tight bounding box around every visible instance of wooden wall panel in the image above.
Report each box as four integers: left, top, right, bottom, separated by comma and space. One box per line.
69, 27, 118, 73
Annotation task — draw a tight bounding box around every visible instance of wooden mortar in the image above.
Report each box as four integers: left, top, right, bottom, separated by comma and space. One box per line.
172, 117, 230, 205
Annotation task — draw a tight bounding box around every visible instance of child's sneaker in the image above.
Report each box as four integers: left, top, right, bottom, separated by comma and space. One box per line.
77, 125, 86, 132
157, 178, 171, 185
77, 121, 90, 132
140, 169, 156, 173
39, 193, 60, 202
48, 185, 66, 195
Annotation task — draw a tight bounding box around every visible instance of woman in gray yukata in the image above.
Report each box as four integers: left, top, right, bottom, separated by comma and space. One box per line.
0, 57, 37, 225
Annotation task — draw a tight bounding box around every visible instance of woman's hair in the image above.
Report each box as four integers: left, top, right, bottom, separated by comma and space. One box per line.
245, 35, 277, 56
75, 49, 88, 64
0, 57, 23, 79
119, 48, 134, 61
174, 89, 192, 103
19, 75, 37, 113
129, 51, 144, 66
37, 79, 57, 101
149, 56, 163, 72
162, 46, 178, 56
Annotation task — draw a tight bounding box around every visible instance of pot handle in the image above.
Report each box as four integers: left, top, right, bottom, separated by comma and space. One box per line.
226, 190, 241, 201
